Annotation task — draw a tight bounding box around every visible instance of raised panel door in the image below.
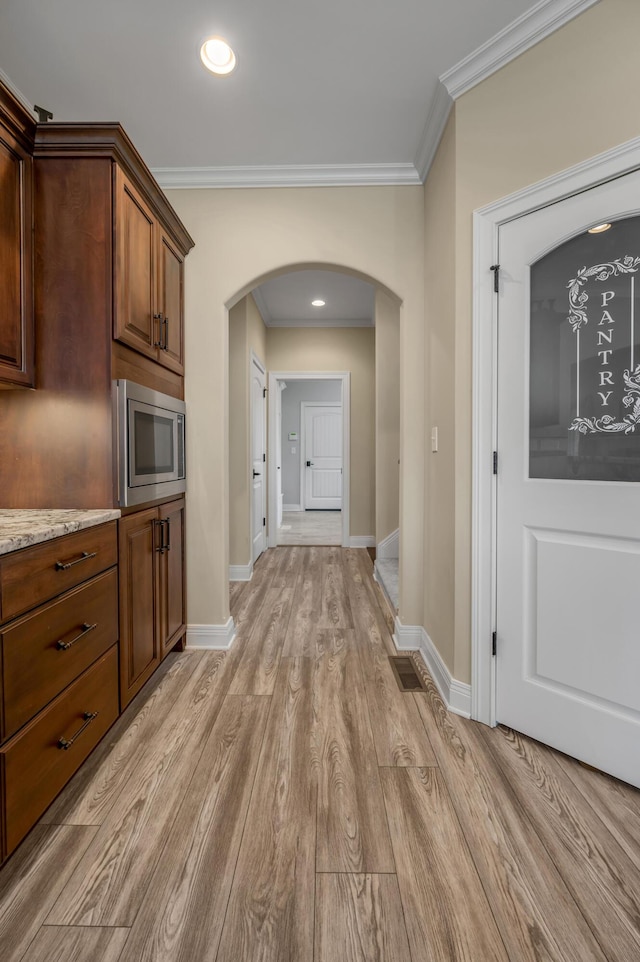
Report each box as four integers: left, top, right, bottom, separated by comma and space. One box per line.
158, 230, 184, 375
0, 129, 33, 387
158, 498, 185, 655
118, 508, 160, 708
114, 167, 158, 360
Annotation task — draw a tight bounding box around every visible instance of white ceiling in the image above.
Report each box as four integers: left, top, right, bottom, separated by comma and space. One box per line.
253, 270, 375, 327
0, 0, 592, 180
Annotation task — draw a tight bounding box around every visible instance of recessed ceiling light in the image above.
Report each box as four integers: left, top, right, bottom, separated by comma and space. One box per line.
200, 36, 236, 75
588, 223, 612, 234
311, 299, 326, 307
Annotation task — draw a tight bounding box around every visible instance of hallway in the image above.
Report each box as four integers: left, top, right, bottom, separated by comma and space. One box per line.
1, 547, 639, 961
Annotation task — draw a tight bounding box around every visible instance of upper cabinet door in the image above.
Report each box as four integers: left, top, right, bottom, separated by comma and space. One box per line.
0, 129, 33, 388
114, 167, 158, 360
158, 230, 184, 375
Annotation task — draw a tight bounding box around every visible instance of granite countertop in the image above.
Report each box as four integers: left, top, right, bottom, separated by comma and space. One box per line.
0, 509, 121, 557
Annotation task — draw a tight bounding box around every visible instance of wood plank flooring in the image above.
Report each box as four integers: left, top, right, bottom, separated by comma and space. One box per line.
1, 546, 639, 961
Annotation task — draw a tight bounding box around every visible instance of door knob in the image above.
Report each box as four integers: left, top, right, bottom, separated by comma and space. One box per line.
306, 461, 314, 467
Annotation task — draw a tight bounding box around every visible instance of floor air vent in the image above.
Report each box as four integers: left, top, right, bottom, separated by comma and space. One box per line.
389, 656, 427, 692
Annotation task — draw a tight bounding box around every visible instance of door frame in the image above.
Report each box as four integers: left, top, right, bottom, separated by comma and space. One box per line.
300, 401, 342, 511
472, 135, 640, 727
268, 371, 350, 548
250, 350, 267, 563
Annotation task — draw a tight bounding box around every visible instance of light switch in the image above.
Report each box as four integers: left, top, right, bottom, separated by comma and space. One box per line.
431, 427, 438, 452
291, 446, 296, 454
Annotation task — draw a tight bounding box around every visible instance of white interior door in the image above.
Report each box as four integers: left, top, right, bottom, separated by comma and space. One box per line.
303, 404, 342, 510
496, 170, 640, 787
251, 357, 266, 563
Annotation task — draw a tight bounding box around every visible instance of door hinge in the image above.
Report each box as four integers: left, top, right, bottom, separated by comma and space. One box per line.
263, 517, 266, 527
263, 387, 267, 398
492, 630, 497, 657
493, 451, 498, 474
490, 264, 500, 293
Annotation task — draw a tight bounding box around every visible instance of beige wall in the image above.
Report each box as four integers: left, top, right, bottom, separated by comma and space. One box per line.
267, 327, 375, 537
169, 185, 425, 630
423, 112, 456, 673
228, 294, 267, 566
424, 0, 640, 683
374, 291, 400, 546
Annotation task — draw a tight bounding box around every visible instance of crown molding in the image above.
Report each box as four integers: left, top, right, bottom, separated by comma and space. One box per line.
414, 81, 453, 182
440, 0, 601, 99
264, 317, 373, 329
0, 66, 35, 115
152, 162, 421, 190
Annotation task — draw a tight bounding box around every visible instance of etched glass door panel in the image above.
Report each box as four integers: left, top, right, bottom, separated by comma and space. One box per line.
530, 216, 640, 481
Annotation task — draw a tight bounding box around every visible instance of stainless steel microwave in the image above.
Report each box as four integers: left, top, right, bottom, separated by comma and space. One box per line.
114, 380, 186, 507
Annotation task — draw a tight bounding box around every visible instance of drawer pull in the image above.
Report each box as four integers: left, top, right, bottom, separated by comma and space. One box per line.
55, 551, 97, 571
58, 711, 99, 750
56, 622, 98, 651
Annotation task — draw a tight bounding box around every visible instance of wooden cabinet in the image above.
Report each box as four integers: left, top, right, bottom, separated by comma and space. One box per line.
0, 122, 194, 509
119, 498, 186, 709
115, 168, 185, 375
0, 84, 35, 388
0, 522, 119, 862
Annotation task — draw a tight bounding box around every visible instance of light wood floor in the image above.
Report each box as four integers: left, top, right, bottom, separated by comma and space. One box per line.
277, 510, 342, 545
2, 547, 640, 961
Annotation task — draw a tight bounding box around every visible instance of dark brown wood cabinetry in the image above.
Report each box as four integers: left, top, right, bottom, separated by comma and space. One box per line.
0, 84, 35, 388
114, 170, 185, 375
0, 522, 120, 862
0, 121, 193, 509
119, 498, 186, 709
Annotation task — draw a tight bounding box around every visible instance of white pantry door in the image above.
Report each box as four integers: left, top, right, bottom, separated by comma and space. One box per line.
251, 357, 266, 563
303, 404, 342, 510
496, 170, 640, 787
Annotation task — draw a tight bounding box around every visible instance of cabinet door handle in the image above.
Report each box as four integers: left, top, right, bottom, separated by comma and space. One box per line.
155, 519, 166, 553
154, 312, 164, 347
163, 317, 169, 351
56, 622, 98, 651
55, 551, 97, 571
58, 711, 99, 750
164, 517, 171, 551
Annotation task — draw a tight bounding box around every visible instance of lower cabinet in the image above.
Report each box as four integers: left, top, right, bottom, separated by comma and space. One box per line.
118, 498, 186, 709
0, 521, 119, 863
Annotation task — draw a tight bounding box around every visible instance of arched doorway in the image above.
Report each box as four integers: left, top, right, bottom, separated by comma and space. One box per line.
226, 264, 401, 610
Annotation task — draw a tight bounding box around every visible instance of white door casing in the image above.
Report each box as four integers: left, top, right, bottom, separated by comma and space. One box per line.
276, 382, 286, 526
473, 135, 640, 730
251, 353, 266, 563
267, 372, 350, 548
302, 403, 342, 510
484, 168, 640, 787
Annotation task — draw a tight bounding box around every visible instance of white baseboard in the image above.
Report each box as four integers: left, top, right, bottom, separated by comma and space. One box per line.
186, 618, 236, 650
393, 617, 471, 719
229, 562, 253, 582
282, 503, 302, 512
377, 527, 399, 559
373, 563, 398, 614
349, 535, 376, 548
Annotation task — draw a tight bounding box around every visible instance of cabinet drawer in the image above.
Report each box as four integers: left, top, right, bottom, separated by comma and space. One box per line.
1, 646, 118, 859
0, 522, 117, 621
1, 568, 118, 741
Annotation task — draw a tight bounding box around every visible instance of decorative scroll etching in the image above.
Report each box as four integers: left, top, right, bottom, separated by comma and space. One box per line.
571, 365, 640, 434
567, 256, 640, 332
568, 254, 640, 435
